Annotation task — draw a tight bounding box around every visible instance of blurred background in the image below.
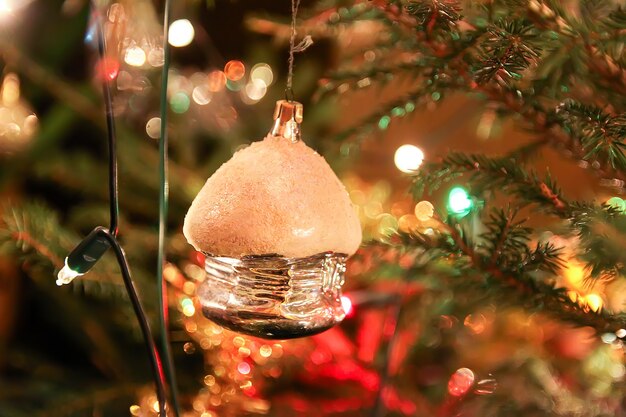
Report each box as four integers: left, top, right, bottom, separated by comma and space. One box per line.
1, 0, 625, 416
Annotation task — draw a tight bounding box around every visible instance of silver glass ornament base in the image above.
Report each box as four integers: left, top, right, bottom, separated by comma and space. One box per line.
198, 252, 347, 339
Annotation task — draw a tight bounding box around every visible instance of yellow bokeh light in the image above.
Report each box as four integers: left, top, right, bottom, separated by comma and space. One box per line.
585, 293, 603, 312
563, 261, 585, 289
259, 345, 272, 358
2, 73, 19, 106
414, 200, 435, 221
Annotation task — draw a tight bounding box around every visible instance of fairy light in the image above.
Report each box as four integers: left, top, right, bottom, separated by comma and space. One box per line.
414, 201, 434, 221
448, 368, 475, 397
585, 294, 603, 312
147, 47, 165, 67
170, 92, 190, 113
607, 196, 626, 212
97, 57, 120, 81
1, 72, 19, 105
145, 117, 161, 139
181, 298, 196, 317
206, 70, 226, 92
237, 362, 251, 375
224, 60, 245, 81
124, 45, 146, 67
168, 19, 194, 47
394, 144, 424, 173
192, 85, 212, 105
447, 186, 473, 216
341, 295, 353, 316
244, 79, 267, 101
563, 261, 585, 288
259, 345, 272, 358
250, 63, 273, 86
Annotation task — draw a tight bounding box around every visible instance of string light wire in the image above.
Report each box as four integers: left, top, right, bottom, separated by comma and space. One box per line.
156, 0, 182, 415
90, 3, 168, 416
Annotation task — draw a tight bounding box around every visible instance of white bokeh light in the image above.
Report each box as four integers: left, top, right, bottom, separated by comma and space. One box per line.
394, 144, 424, 173
124, 46, 146, 67
168, 19, 195, 47
250, 63, 274, 87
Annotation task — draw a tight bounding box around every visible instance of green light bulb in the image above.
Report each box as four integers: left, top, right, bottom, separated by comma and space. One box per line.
448, 186, 473, 216
606, 196, 625, 212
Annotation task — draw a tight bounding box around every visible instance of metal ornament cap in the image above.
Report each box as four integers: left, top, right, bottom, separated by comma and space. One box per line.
269, 99, 303, 143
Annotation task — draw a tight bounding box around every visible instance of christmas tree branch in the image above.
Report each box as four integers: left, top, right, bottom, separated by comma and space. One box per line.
412, 152, 567, 214
396, 221, 626, 333
413, 152, 626, 279
307, 0, 626, 186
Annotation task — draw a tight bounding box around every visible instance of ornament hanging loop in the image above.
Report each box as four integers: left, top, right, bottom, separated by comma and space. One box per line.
285, 0, 313, 102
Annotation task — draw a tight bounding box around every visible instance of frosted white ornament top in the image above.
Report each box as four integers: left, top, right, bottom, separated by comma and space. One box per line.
183, 133, 362, 258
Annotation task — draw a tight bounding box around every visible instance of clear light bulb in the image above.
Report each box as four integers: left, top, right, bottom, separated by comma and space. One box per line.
56, 258, 83, 286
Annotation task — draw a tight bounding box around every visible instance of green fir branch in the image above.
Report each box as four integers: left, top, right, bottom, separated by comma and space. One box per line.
556, 101, 626, 172
394, 221, 626, 333
411, 152, 568, 214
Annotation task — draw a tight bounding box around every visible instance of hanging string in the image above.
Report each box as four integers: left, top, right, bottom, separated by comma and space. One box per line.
286, 0, 313, 101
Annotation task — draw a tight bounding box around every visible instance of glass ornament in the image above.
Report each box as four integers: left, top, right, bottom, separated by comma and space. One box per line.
184, 100, 362, 339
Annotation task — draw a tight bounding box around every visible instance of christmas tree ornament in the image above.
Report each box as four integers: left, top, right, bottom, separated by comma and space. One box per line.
183, 100, 362, 338
183, 0, 360, 339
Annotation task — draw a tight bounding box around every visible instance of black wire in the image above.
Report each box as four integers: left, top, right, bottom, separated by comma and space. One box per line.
99, 231, 168, 417
89, 4, 166, 415
93, 5, 119, 237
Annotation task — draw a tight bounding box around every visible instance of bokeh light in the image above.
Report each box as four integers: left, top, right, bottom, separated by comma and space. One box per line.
96, 57, 120, 81
147, 47, 164, 67
394, 144, 424, 173
170, 92, 190, 114
224, 60, 245, 81
168, 19, 195, 47
207, 70, 226, 92
244, 79, 267, 101
192, 85, 212, 105
340, 295, 353, 317
447, 186, 472, 216
414, 201, 434, 221
237, 362, 251, 375
448, 368, 475, 397
607, 196, 625, 212
145, 117, 161, 139
250, 63, 273, 86
124, 46, 146, 67
585, 293, 603, 312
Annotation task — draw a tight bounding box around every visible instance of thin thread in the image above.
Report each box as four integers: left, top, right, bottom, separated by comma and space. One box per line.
286, 0, 301, 99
